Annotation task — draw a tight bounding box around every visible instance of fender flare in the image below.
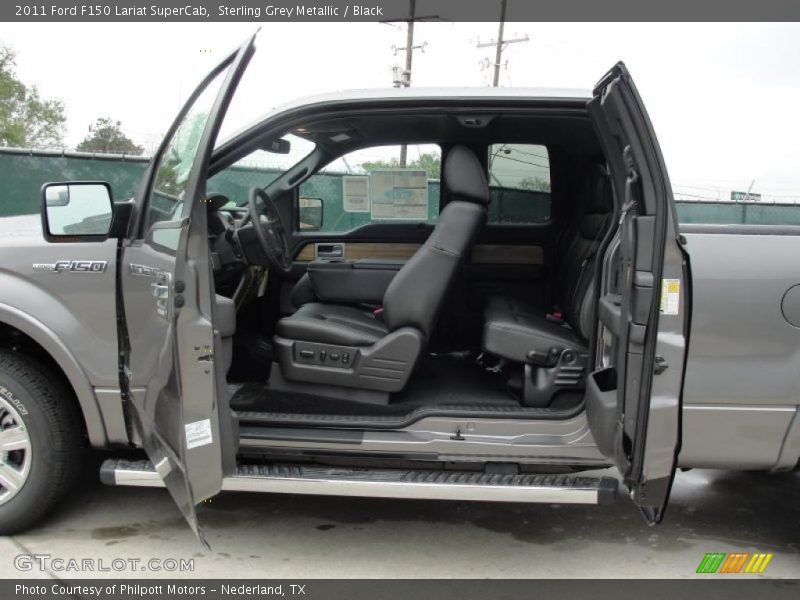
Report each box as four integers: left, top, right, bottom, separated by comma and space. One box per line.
0, 302, 108, 447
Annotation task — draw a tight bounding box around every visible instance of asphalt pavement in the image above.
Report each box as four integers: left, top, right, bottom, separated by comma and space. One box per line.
1, 458, 798, 579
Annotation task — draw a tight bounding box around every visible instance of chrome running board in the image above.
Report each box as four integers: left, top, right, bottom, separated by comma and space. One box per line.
100, 459, 617, 505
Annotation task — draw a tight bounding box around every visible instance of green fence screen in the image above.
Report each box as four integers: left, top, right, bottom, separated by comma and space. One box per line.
674, 201, 800, 226
0, 150, 148, 217
1, 149, 798, 227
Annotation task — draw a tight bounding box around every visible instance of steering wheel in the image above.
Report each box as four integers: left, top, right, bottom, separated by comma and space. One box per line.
247, 187, 293, 275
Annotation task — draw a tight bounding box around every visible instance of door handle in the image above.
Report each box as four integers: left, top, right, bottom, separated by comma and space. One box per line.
151, 272, 172, 319
315, 243, 345, 261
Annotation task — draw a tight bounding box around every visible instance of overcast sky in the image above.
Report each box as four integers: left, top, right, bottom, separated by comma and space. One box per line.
1, 22, 798, 201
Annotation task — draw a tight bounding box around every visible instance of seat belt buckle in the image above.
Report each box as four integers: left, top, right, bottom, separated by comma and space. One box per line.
546, 310, 564, 325
373, 307, 384, 320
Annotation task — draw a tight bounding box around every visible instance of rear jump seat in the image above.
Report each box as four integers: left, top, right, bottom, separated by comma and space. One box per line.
481, 164, 614, 406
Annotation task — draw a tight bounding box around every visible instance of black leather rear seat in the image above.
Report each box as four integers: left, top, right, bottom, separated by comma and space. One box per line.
483, 164, 613, 368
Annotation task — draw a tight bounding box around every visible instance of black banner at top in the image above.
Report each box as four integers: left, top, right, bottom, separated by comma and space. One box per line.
4, 0, 800, 22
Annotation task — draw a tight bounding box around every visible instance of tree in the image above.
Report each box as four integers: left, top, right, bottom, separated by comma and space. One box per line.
76, 117, 144, 155
360, 151, 441, 180
519, 176, 551, 193
412, 152, 441, 180
0, 45, 66, 148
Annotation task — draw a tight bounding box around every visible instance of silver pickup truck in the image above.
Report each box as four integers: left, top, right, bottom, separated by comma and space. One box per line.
1, 35, 798, 543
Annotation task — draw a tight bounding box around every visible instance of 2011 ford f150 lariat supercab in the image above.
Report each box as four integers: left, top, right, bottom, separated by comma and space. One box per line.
1, 35, 798, 544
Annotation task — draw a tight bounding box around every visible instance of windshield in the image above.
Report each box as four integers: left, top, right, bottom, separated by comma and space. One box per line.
207, 133, 317, 206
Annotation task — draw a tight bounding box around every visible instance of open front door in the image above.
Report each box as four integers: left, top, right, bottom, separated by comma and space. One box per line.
118, 35, 256, 545
588, 63, 689, 523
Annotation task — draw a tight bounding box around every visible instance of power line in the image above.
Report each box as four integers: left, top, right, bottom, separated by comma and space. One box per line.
506, 146, 550, 161
492, 154, 550, 170
476, 0, 529, 87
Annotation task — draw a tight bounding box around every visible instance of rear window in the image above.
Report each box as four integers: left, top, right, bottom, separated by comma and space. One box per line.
487, 144, 551, 224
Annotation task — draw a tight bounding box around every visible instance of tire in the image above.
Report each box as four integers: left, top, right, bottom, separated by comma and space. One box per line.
0, 349, 83, 535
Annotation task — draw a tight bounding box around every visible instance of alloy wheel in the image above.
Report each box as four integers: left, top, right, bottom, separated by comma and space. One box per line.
0, 396, 32, 506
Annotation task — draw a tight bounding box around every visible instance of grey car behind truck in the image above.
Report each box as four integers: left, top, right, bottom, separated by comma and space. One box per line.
0, 35, 798, 542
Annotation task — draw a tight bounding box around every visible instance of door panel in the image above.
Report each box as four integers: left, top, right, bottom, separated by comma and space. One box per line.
589, 63, 688, 522
294, 242, 421, 263
119, 35, 256, 544
294, 241, 544, 265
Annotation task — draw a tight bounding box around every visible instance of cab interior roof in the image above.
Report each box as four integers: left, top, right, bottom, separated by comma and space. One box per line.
296, 111, 602, 157
211, 97, 604, 176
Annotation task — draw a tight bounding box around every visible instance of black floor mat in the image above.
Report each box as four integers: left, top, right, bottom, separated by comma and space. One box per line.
227, 331, 273, 382
390, 354, 519, 409
229, 354, 521, 417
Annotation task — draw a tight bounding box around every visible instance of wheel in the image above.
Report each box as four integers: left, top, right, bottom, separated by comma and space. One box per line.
0, 350, 83, 535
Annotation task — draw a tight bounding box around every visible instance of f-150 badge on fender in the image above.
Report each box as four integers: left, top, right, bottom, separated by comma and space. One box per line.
32, 260, 108, 273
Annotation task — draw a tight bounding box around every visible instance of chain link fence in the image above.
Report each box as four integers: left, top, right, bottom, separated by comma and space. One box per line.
0, 148, 148, 217
674, 200, 800, 226
1, 148, 797, 227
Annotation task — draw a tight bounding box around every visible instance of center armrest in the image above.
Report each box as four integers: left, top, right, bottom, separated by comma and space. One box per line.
352, 258, 406, 270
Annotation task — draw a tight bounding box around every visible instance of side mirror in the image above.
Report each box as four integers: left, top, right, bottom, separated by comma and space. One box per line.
41, 182, 114, 242
297, 197, 323, 231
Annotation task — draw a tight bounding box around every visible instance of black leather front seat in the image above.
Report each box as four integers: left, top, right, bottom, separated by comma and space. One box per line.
273, 145, 489, 396
276, 302, 388, 347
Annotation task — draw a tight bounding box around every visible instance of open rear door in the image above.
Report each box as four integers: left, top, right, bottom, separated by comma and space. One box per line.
588, 63, 689, 523
118, 34, 256, 546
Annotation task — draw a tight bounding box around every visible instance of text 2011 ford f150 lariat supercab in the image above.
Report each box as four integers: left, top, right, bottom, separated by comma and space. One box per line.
1, 35, 798, 543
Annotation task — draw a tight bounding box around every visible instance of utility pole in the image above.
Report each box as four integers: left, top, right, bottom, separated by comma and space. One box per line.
387, 0, 434, 166
403, 0, 416, 88
477, 0, 529, 87
398, 0, 414, 169
492, 0, 507, 87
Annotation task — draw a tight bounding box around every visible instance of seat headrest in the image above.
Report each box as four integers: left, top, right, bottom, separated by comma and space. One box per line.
444, 145, 490, 205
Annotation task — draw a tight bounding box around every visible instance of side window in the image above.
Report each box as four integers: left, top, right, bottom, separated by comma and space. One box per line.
142, 68, 229, 235
487, 144, 551, 224
299, 144, 441, 233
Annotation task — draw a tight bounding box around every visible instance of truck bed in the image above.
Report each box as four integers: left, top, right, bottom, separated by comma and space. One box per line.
678, 224, 800, 470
